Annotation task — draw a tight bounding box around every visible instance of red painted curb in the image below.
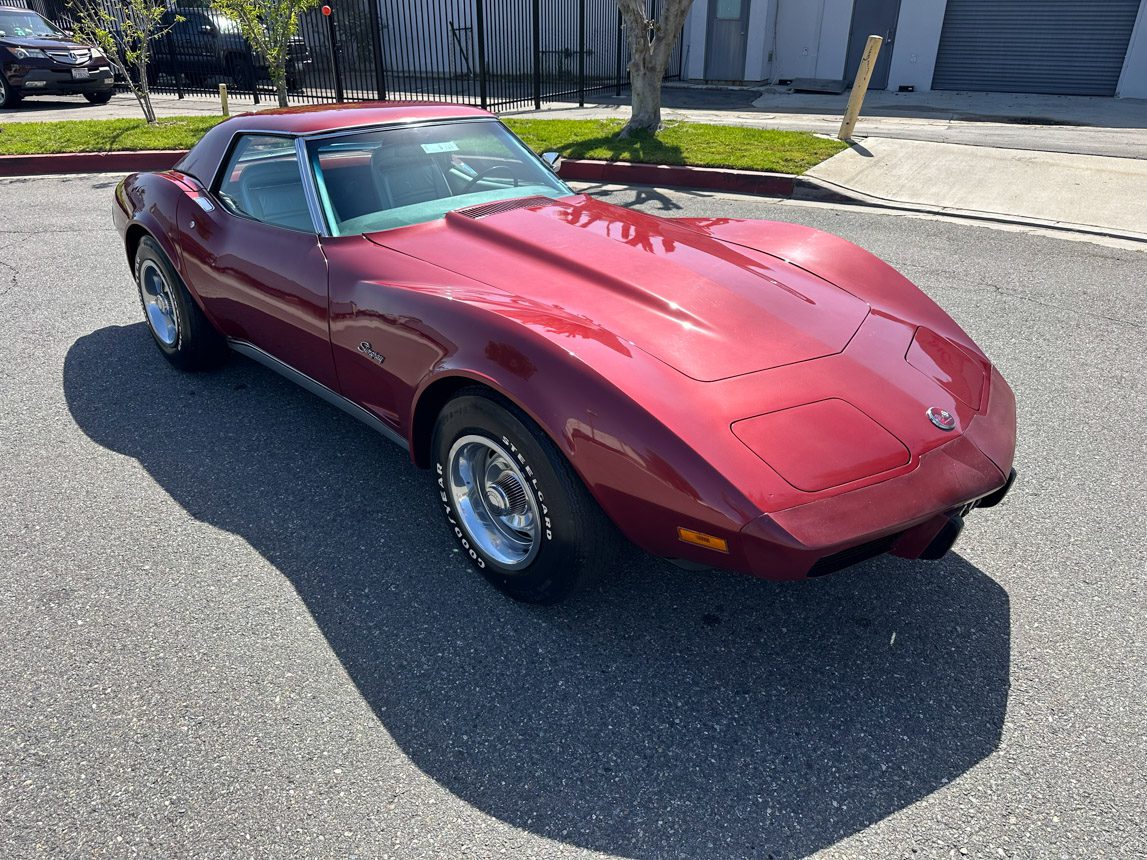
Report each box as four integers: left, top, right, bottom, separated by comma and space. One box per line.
558, 158, 797, 196
0, 149, 187, 176
0, 150, 798, 196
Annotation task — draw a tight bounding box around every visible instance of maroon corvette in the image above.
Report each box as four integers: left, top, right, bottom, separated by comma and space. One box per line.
112, 103, 1016, 603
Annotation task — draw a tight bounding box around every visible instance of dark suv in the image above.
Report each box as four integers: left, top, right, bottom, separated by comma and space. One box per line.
0, 5, 114, 107
148, 8, 311, 91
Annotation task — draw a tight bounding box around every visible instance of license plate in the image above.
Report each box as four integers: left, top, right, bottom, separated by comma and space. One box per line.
71, 67, 90, 80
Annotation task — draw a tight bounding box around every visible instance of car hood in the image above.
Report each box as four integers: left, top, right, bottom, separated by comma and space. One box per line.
367, 194, 869, 381
1, 36, 87, 49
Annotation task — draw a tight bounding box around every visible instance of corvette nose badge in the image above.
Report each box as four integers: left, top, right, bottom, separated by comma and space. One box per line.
927, 406, 957, 431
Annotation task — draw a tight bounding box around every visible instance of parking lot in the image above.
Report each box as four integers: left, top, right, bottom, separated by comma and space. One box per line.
1, 174, 1144, 859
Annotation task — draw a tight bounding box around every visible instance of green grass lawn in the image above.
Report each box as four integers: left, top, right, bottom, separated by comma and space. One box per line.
0, 116, 225, 155
505, 118, 846, 174
0, 114, 845, 174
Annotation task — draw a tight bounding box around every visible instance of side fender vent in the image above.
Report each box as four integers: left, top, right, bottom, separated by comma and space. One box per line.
455, 196, 555, 219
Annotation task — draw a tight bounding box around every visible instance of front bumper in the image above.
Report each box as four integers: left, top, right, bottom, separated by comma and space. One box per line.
660, 364, 1018, 581
5, 62, 114, 95
733, 427, 1016, 581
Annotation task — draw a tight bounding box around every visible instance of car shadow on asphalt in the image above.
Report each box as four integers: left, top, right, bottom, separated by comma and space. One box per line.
64, 324, 1011, 860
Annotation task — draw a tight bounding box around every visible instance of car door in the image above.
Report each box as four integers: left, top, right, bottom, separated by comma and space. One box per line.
175, 133, 339, 391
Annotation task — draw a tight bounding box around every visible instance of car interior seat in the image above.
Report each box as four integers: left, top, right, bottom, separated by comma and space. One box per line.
236, 159, 313, 231
370, 142, 452, 210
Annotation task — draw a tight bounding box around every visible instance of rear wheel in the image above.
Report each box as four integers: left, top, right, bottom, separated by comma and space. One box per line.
84, 90, 113, 104
133, 236, 227, 371
0, 75, 22, 108
432, 390, 618, 603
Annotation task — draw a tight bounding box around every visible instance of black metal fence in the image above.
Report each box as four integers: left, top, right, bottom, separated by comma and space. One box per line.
18, 0, 682, 110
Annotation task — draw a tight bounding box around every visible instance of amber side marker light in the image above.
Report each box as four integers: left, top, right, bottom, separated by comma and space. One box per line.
677, 527, 729, 554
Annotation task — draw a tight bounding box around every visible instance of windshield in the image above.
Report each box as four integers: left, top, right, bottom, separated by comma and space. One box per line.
0, 10, 63, 39
209, 12, 242, 33
306, 119, 571, 236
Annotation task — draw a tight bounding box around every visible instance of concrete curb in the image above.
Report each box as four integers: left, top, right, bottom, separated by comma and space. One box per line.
557, 158, 796, 196
0, 150, 187, 176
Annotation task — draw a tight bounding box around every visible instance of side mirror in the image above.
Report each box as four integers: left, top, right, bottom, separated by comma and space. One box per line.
542, 151, 562, 172
199, 24, 214, 34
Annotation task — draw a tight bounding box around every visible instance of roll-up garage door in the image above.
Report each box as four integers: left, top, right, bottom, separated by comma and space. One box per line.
932, 0, 1142, 96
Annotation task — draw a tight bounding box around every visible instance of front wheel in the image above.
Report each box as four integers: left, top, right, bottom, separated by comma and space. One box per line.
432, 390, 618, 603
0, 75, 22, 108
84, 90, 113, 104
133, 236, 227, 371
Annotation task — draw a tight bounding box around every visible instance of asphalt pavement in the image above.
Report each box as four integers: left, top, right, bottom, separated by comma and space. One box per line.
1, 175, 1144, 859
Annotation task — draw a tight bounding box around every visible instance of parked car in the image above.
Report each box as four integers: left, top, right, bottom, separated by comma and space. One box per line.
0, 5, 113, 107
147, 8, 310, 91
112, 103, 1017, 604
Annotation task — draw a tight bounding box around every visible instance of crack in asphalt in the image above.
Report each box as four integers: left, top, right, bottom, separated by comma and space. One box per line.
0, 244, 19, 300
908, 269, 1145, 330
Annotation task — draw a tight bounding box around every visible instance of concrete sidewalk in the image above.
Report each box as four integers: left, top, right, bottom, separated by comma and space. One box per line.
803, 138, 1147, 239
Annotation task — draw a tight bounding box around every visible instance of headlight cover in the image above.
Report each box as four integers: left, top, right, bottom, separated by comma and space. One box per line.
8, 46, 48, 60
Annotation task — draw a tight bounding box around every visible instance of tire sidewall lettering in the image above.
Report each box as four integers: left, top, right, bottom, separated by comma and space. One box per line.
435, 427, 553, 574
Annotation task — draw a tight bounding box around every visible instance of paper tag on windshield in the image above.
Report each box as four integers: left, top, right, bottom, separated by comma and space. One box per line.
421, 142, 459, 153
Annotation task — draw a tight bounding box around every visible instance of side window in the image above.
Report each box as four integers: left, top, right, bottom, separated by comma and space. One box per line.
215, 135, 314, 232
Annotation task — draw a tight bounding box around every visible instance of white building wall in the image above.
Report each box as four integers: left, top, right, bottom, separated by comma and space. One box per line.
743, 0, 773, 81
815, 0, 854, 79
373, 0, 619, 78
683, 0, 708, 80
684, 0, 1147, 95
1117, 0, 1147, 97
770, 0, 854, 82
886, 0, 948, 91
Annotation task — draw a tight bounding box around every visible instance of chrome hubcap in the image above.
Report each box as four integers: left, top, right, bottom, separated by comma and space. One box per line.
448, 435, 541, 570
139, 260, 179, 346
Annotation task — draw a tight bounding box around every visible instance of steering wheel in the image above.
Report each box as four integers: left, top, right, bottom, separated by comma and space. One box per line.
462, 163, 520, 193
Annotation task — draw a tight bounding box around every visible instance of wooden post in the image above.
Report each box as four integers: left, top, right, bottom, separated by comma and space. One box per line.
838, 35, 883, 141
218, 83, 229, 117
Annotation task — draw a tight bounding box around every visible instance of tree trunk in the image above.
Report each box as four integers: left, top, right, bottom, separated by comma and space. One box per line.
623, 55, 662, 136
133, 60, 157, 124
616, 0, 694, 137
272, 61, 289, 108
141, 94, 157, 125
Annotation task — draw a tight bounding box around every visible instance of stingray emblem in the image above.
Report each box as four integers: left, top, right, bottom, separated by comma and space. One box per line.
926, 406, 957, 431
358, 341, 386, 365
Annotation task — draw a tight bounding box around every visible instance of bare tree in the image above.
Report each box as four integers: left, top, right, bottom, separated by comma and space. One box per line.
616, 0, 695, 136
210, 0, 316, 108
68, 0, 174, 124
